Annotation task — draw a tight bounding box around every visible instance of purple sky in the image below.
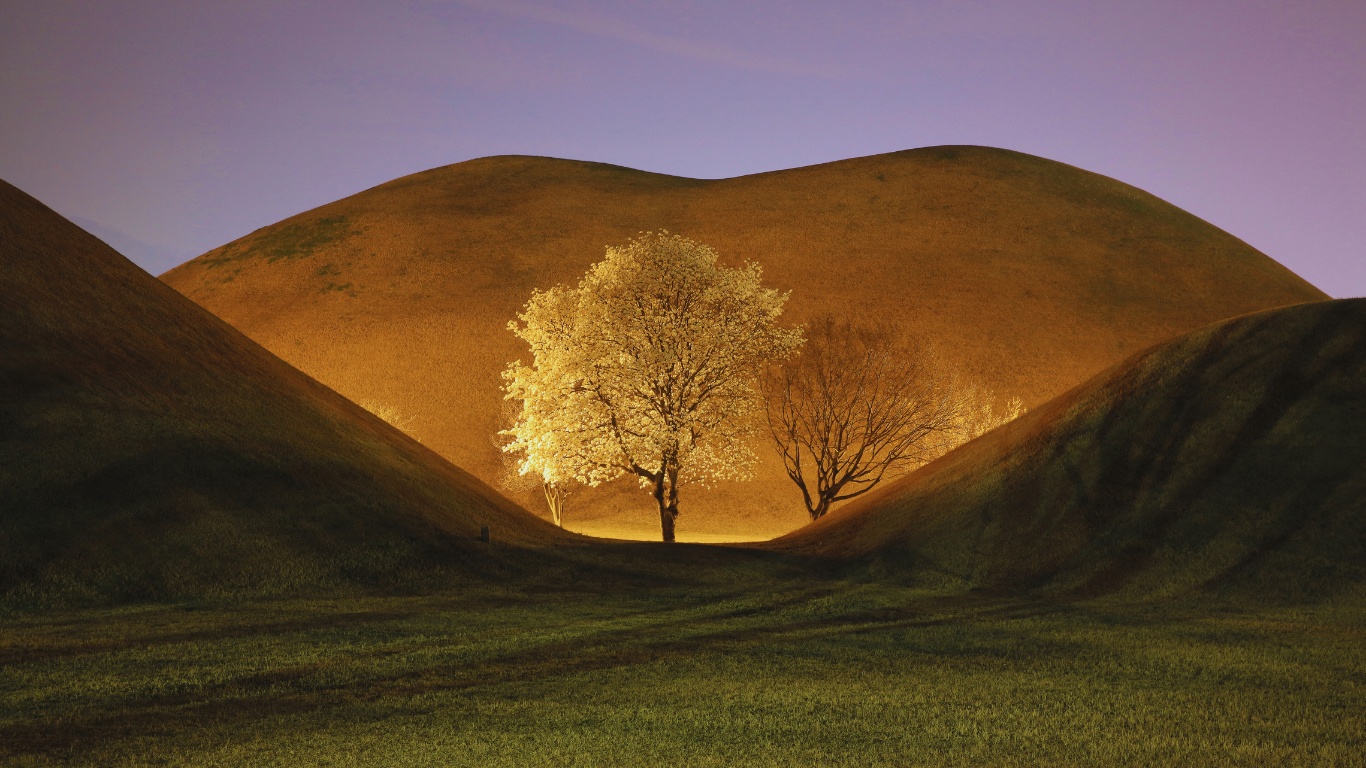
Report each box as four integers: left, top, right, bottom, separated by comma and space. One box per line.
2, 1, 1363, 296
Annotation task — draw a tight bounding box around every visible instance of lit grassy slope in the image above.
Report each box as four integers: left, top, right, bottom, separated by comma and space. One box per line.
771, 299, 1366, 601
162, 146, 1328, 539
0, 179, 575, 606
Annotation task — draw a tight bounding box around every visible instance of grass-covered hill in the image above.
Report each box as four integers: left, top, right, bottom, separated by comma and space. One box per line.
161, 146, 1328, 539
0, 179, 577, 607
770, 299, 1366, 602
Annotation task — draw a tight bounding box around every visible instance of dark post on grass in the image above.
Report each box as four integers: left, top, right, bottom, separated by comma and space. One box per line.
480, 525, 490, 543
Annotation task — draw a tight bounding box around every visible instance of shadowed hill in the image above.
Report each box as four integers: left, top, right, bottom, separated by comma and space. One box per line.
162, 146, 1328, 539
769, 299, 1366, 601
0, 179, 577, 606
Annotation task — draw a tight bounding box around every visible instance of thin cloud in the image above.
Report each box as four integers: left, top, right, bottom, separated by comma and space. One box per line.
452, 0, 830, 77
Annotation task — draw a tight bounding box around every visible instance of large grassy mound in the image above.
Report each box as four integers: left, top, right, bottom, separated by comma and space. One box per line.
0, 179, 575, 607
162, 146, 1327, 539
771, 299, 1366, 601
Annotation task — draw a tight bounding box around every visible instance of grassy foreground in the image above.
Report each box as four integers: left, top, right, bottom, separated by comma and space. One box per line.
3, 551, 1361, 767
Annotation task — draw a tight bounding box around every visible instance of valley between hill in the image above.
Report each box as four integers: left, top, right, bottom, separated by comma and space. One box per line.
162, 146, 1327, 539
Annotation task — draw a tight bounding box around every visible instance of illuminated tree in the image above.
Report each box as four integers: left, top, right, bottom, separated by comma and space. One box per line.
765, 316, 1023, 520
502, 231, 802, 542
493, 400, 574, 528
947, 382, 1025, 446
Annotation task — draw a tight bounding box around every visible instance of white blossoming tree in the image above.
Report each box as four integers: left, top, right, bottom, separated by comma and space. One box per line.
501, 231, 802, 542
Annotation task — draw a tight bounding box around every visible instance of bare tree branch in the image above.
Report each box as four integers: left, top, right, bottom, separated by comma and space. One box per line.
764, 315, 1023, 520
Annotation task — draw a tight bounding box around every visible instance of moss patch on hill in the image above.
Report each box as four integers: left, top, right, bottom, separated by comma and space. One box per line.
201, 216, 360, 268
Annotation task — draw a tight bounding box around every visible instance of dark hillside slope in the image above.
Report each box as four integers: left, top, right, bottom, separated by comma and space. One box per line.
770, 300, 1365, 601
0, 179, 573, 606
162, 146, 1328, 539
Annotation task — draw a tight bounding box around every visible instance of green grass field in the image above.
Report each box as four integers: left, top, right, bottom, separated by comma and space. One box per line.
4, 551, 1362, 767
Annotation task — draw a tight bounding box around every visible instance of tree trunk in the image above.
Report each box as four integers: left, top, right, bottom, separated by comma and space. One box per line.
542, 482, 565, 527
659, 502, 676, 543
652, 458, 681, 543
811, 496, 832, 520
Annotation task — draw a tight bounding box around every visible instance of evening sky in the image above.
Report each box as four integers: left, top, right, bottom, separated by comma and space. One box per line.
1, 1, 1362, 295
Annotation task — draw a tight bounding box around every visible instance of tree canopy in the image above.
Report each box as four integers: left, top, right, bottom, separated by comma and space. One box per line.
502, 231, 801, 541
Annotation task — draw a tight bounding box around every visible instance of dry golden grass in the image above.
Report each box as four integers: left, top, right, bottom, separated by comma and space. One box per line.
0, 178, 576, 606
163, 146, 1327, 539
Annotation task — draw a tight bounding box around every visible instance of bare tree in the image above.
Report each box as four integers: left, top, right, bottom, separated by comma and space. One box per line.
765, 316, 967, 520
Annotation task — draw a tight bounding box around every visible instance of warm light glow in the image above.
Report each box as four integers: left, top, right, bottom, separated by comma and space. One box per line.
501, 231, 801, 541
